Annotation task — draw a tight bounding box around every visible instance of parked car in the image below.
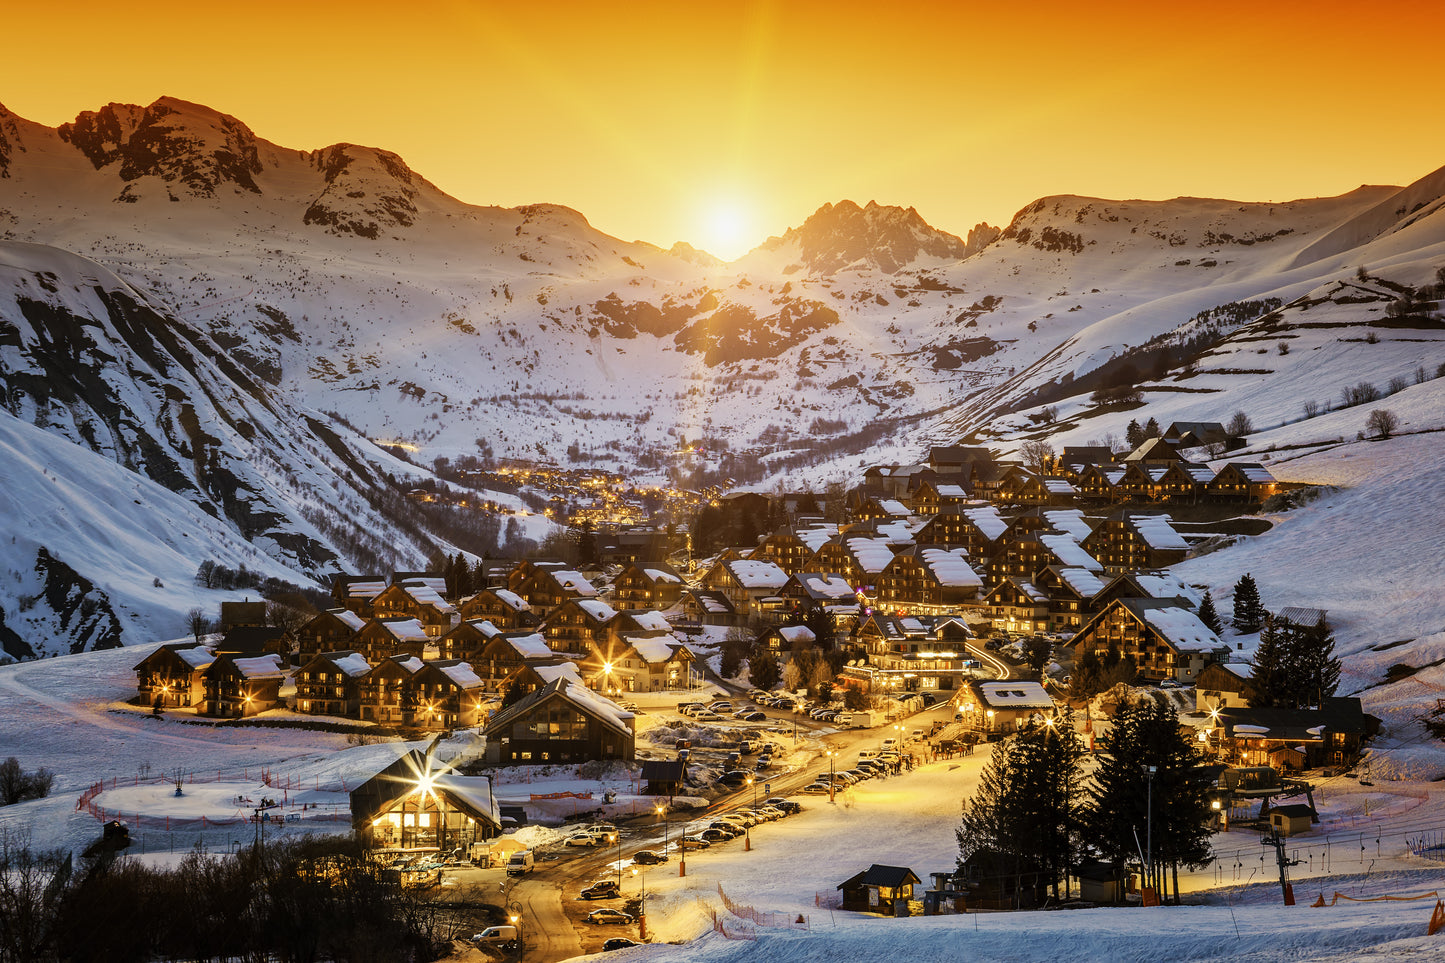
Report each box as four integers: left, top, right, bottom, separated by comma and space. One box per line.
679, 834, 711, 850
739, 710, 767, 722
565, 832, 605, 847
800, 783, 831, 795
765, 797, 801, 814
603, 938, 641, 951
632, 849, 668, 865
699, 827, 735, 843
587, 908, 634, 925
719, 769, 752, 784
693, 711, 724, 722
880, 738, 898, 751
579, 880, 621, 900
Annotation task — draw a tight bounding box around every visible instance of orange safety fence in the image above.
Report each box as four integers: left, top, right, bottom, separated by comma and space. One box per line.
1311, 889, 1440, 906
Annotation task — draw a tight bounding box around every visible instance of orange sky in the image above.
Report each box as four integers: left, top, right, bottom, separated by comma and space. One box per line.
4, 0, 1444, 259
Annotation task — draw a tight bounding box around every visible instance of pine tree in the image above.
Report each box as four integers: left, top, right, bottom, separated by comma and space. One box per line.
1247, 614, 1287, 707
1125, 419, 1145, 449
1087, 698, 1213, 904
1252, 618, 1342, 709
1143, 417, 1161, 439
1295, 622, 1342, 707
1231, 573, 1264, 632
748, 646, 780, 691
1197, 591, 1223, 636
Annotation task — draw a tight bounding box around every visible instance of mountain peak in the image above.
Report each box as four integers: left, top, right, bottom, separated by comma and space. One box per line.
760, 199, 977, 275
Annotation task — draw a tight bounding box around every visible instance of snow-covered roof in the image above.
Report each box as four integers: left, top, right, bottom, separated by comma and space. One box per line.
626, 634, 679, 664
975, 681, 1054, 710
874, 519, 920, 544
1130, 573, 1202, 607
551, 569, 599, 597
876, 498, 911, 516
345, 579, 387, 598
532, 662, 583, 685
233, 654, 284, 679
919, 548, 983, 588
779, 625, 816, 644
935, 484, 969, 499
727, 559, 790, 590
379, 617, 430, 643
502, 632, 552, 659
797, 525, 839, 552
1056, 567, 1106, 598
1039, 534, 1102, 571
627, 610, 672, 632
1131, 514, 1188, 551
493, 588, 530, 610
799, 573, 857, 600
1043, 478, 1077, 494
403, 583, 456, 614
463, 618, 504, 638
1043, 509, 1093, 542
429, 773, 501, 827
175, 646, 215, 669
330, 652, 372, 677
575, 598, 619, 622
643, 567, 682, 583
1143, 607, 1223, 653
435, 661, 483, 689
401, 576, 449, 596
1227, 463, 1277, 483
846, 537, 896, 575
962, 506, 1008, 541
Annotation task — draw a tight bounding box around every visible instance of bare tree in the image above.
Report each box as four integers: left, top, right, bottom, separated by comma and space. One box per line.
1020, 440, 1056, 475
1366, 409, 1399, 440
1225, 411, 1253, 439
1302, 400, 1320, 419
185, 607, 211, 644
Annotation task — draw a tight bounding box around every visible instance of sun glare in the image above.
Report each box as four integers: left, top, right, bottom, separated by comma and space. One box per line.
697, 198, 755, 262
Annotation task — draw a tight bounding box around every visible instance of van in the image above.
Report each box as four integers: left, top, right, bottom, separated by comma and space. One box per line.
505, 850, 533, 876
472, 925, 518, 948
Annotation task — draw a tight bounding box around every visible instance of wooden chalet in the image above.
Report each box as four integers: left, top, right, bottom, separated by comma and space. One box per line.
504, 558, 567, 596
907, 478, 971, 516
699, 557, 791, 624
985, 578, 1050, 635
519, 566, 599, 612
331, 574, 388, 617
370, 581, 459, 638
585, 622, 699, 694
482, 676, 636, 765
914, 504, 1007, 556
200, 653, 285, 718
436, 618, 502, 663
1165, 421, 1227, 449
875, 545, 984, 616
1090, 571, 1201, 613
409, 660, 485, 730
640, 760, 686, 797
611, 561, 685, 611
777, 571, 858, 622
134, 643, 214, 708
352, 616, 431, 662
359, 654, 425, 725
295, 650, 371, 717
468, 629, 562, 693
1194, 662, 1253, 713
756, 624, 816, 661
1122, 436, 1186, 465
1082, 512, 1189, 576
849, 614, 976, 693
1075, 464, 1125, 503
218, 600, 266, 630
1210, 698, 1376, 770
749, 530, 822, 575
928, 445, 996, 476
294, 608, 366, 662
1072, 598, 1226, 683
1208, 462, 1278, 502
855, 496, 913, 523
954, 680, 1055, 735
214, 625, 290, 658
838, 864, 921, 915
812, 535, 896, 600
351, 747, 501, 851
542, 597, 621, 657
679, 588, 735, 626
1156, 461, 1214, 504
1115, 462, 1166, 502
1033, 565, 1106, 633
457, 587, 535, 630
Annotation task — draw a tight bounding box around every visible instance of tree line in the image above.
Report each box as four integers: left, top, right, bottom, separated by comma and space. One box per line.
0, 832, 493, 963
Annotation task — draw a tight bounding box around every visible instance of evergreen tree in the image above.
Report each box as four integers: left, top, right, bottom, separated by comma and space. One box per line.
1197, 591, 1223, 636
1143, 417, 1161, 439
1247, 614, 1288, 708
1086, 698, 1213, 904
748, 646, 781, 691
1125, 419, 1145, 449
1248, 616, 1341, 709
957, 718, 1085, 905
1294, 621, 1342, 708
805, 608, 838, 651
1231, 573, 1265, 632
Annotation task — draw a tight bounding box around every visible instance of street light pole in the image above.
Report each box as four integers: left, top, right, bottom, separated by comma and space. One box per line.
613, 831, 622, 889
827, 750, 836, 805
507, 900, 523, 960
1144, 765, 1157, 905
744, 776, 753, 851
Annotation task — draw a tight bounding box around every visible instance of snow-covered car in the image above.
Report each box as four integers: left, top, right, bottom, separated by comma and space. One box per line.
800, 783, 831, 795
587, 908, 634, 925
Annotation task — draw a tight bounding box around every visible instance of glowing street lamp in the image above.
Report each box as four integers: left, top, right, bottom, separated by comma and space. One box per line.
826, 750, 836, 805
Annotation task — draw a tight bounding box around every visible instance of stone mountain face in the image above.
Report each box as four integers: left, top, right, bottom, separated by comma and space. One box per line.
757, 199, 987, 275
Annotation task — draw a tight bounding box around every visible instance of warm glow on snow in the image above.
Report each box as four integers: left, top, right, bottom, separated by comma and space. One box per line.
697, 196, 756, 262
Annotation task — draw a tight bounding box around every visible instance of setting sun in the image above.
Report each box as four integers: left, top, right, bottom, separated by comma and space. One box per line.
696, 197, 757, 262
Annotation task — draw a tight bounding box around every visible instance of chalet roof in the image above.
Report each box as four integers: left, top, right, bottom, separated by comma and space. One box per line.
839, 864, 922, 890
1052, 566, 1106, 599
934, 483, 970, 499
1217, 698, 1371, 740
796, 525, 840, 552
623, 610, 673, 632
874, 498, 911, 516
685, 589, 734, 614
1129, 514, 1189, 551
917, 547, 983, 589
459, 618, 504, 639
1042, 509, 1093, 541
1123, 437, 1184, 462
1167, 421, 1226, 438
930, 445, 994, 466
988, 577, 1048, 605
791, 573, 857, 601
845, 536, 896, 575
1043, 477, 1078, 495
135, 642, 214, 672
374, 617, 430, 644
641, 760, 686, 782
1118, 599, 1222, 653
550, 569, 599, 597
400, 582, 457, 615
575, 598, 620, 622
1220, 462, 1277, 483
531, 662, 584, 685
973, 680, 1054, 710
429, 660, 483, 689
1277, 607, 1328, 629
229, 654, 286, 680
641, 566, 683, 584
725, 559, 790, 590
484, 676, 634, 739
307, 650, 372, 678
375, 653, 425, 675
335, 575, 387, 598
1061, 445, 1115, 464
962, 505, 1008, 541
394, 573, 449, 595
1040, 533, 1102, 572
1171, 462, 1217, 483
778, 625, 816, 645
625, 633, 682, 664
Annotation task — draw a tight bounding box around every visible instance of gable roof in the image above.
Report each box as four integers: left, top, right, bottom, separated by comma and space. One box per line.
839, 863, 922, 890
483, 676, 635, 739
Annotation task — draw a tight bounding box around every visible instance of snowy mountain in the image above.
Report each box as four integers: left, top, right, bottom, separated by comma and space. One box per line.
2, 94, 1445, 656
